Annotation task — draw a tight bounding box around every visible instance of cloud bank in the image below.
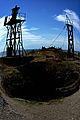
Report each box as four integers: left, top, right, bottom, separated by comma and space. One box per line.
0, 9, 79, 53
0, 16, 46, 52
56, 9, 80, 31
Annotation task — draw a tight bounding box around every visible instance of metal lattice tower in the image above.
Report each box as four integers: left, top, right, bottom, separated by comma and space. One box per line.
66, 15, 74, 57
4, 5, 26, 57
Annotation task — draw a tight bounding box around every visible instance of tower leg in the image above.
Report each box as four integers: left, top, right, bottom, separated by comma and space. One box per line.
66, 24, 74, 57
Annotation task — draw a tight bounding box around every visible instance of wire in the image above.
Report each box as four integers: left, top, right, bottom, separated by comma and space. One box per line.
61, 29, 67, 49
74, 28, 80, 51
2, 44, 6, 57
50, 26, 65, 47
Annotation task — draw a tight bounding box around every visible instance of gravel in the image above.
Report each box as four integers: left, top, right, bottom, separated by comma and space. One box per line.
0, 95, 30, 120
0, 89, 80, 120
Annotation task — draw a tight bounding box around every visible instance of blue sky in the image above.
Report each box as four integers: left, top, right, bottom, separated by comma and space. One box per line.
0, 0, 80, 52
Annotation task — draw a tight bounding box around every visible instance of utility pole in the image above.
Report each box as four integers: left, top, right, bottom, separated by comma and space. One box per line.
66, 15, 74, 57
4, 5, 26, 57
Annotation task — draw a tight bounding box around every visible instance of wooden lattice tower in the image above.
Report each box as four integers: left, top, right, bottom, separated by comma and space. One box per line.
4, 5, 26, 57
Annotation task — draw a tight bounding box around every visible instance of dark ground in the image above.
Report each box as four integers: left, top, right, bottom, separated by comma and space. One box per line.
0, 48, 80, 119
0, 87, 80, 120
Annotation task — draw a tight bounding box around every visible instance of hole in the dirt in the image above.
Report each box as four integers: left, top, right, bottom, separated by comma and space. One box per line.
1, 61, 80, 102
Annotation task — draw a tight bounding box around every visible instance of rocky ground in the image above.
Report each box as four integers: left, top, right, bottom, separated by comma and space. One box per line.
0, 88, 80, 120
0, 95, 26, 120
0, 48, 80, 120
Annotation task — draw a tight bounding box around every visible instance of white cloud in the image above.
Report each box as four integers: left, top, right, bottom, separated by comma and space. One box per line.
56, 9, 80, 31
28, 27, 40, 31
0, 17, 6, 40
21, 22, 46, 49
56, 14, 66, 22
0, 12, 79, 53
0, 16, 46, 52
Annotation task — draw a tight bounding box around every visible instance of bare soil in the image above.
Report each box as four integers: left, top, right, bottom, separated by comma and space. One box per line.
0, 48, 80, 119
0, 88, 80, 120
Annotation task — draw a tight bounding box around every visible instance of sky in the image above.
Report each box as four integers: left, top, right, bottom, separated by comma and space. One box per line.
0, 0, 80, 53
